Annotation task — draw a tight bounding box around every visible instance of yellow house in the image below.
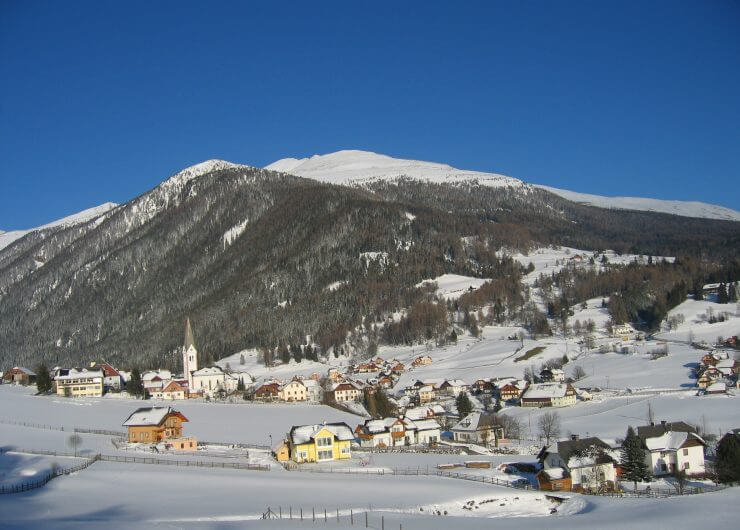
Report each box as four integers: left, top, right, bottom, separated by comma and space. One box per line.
288, 422, 354, 463
55, 369, 104, 397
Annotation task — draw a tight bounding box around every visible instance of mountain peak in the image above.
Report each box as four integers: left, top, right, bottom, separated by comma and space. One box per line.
265, 150, 525, 189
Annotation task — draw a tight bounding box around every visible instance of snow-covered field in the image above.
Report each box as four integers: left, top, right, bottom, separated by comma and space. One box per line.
655, 298, 739, 344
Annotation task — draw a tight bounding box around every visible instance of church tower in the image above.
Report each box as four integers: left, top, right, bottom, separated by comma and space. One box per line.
182, 317, 198, 389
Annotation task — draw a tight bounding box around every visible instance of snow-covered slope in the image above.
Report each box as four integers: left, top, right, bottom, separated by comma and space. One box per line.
535, 185, 740, 222
0, 202, 118, 251
266, 150, 740, 221
266, 150, 527, 189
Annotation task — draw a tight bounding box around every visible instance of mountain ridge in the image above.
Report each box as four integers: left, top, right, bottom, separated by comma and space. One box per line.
267, 150, 740, 222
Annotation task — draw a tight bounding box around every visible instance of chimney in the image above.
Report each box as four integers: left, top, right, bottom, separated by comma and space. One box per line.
571, 434, 579, 441
661, 420, 666, 427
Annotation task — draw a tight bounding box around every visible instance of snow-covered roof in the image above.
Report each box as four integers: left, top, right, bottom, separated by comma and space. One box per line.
192, 366, 225, 376
289, 422, 355, 444
542, 468, 566, 480
9, 366, 36, 376
644, 431, 705, 452
142, 370, 171, 381
122, 407, 187, 427
706, 382, 727, 393
55, 369, 103, 381
522, 383, 572, 399
413, 419, 441, 431
418, 385, 434, 392
452, 412, 498, 432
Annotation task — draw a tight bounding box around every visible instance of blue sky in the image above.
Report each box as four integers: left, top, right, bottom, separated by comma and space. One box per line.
1, 1, 738, 229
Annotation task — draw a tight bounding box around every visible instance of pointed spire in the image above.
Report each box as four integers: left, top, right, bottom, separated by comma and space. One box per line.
183, 318, 196, 352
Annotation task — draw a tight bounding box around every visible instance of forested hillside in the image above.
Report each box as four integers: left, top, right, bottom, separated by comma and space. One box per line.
0, 161, 737, 370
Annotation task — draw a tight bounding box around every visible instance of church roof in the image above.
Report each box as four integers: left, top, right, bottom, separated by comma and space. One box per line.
183, 317, 196, 352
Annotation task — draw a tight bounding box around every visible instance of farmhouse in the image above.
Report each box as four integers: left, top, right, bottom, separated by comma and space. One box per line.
89, 362, 123, 391
355, 417, 441, 448
122, 407, 196, 450
254, 382, 281, 401
55, 369, 104, 397
2, 367, 36, 385
417, 385, 435, 404
436, 379, 469, 396
151, 380, 187, 400
637, 421, 706, 476
498, 382, 524, 402
612, 323, 636, 341
451, 413, 504, 446
279, 379, 307, 402
331, 381, 363, 402
288, 422, 354, 463
411, 355, 432, 367
538, 436, 618, 492
142, 370, 172, 393
521, 383, 577, 408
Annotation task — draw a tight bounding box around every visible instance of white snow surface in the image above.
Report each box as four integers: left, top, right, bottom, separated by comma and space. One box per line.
416, 274, 490, 301
536, 184, 740, 222
266, 150, 526, 189
0, 202, 117, 251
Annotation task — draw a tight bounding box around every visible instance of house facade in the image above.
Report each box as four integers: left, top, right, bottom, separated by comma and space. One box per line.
151, 380, 187, 400
332, 381, 363, 402
122, 406, 195, 450
637, 422, 706, 476
521, 383, 576, 408
451, 413, 504, 445
55, 369, 104, 397
288, 423, 354, 463
2, 367, 36, 385
279, 380, 307, 402
538, 436, 618, 492
89, 362, 123, 391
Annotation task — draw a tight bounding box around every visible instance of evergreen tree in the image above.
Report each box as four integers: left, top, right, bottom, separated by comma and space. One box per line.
715, 433, 740, 483
279, 343, 290, 365
35, 363, 52, 394
293, 345, 303, 363
127, 368, 144, 397
456, 391, 473, 418
729, 282, 738, 303
374, 388, 395, 417
620, 426, 651, 489
718, 283, 729, 304
239, 354, 245, 365
237, 378, 246, 391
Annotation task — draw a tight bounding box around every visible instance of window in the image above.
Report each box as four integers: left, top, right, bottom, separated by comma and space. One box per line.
684, 462, 690, 469
683, 448, 688, 456
660, 463, 667, 471
341, 446, 350, 454
318, 449, 333, 461
317, 437, 333, 447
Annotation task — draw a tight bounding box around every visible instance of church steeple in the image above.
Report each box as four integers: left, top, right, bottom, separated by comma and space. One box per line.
184, 317, 196, 352
182, 317, 198, 389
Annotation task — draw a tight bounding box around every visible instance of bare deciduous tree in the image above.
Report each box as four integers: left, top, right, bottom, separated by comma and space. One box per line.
538, 411, 561, 447
67, 434, 82, 457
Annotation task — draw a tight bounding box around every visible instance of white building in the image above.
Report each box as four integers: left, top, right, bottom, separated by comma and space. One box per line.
637, 422, 706, 476
538, 436, 618, 491
143, 370, 172, 393
279, 380, 307, 402
451, 412, 504, 445
521, 383, 577, 408
55, 369, 104, 397
182, 318, 199, 389
191, 366, 238, 396
355, 417, 440, 447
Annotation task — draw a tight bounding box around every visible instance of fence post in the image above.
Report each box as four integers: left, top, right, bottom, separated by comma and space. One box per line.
324, 508, 327, 522
279, 506, 282, 519
351, 509, 353, 524
337, 508, 339, 522
365, 511, 368, 528
382, 515, 384, 530
313, 507, 315, 522
290, 506, 292, 519
301, 507, 303, 521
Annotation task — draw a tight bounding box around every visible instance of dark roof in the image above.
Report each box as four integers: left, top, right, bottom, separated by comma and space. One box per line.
554, 437, 613, 464
636, 422, 696, 440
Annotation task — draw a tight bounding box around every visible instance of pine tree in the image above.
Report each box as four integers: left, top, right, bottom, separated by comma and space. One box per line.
456, 391, 473, 418
715, 433, 740, 483
729, 282, 738, 303
279, 343, 290, 365
293, 345, 303, 363
621, 426, 651, 489
35, 363, 52, 394
718, 283, 729, 304
127, 368, 144, 397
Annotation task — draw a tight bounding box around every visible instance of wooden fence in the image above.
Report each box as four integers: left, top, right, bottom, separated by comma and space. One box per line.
288, 465, 531, 489
0, 453, 99, 495
98, 454, 270, 471
592, 483, 729, 498
262, 506, 403, 529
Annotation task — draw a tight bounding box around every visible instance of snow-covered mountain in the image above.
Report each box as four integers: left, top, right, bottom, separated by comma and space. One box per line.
266, 150, 526, 189
0, 202, 118, 251
267, 150, 740, 222
535, 185, 740, 222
